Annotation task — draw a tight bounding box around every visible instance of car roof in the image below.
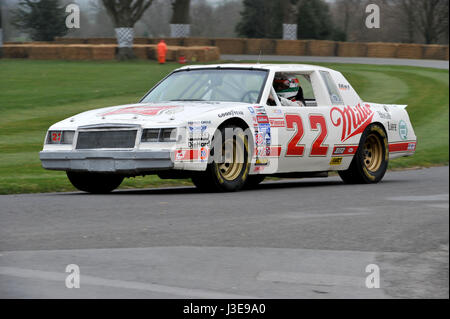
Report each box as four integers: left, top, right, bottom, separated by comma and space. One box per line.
175, 63, 335, 73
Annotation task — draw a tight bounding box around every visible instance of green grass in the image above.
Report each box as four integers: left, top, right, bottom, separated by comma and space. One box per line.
0, 59, 448, 194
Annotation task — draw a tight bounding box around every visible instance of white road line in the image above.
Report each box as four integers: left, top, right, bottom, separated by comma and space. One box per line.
0, 267, 256, 299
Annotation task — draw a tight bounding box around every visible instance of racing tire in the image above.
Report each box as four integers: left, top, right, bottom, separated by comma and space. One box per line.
338, 124, 388, 184
244, 175, 266, 189
192, 125, 250, 192
67, 172, 124, 194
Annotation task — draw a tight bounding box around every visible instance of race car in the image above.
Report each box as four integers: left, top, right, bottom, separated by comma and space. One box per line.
40, 64, 417, 193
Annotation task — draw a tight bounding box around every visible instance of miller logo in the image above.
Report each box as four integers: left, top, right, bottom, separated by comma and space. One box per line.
330, 104, 374, 142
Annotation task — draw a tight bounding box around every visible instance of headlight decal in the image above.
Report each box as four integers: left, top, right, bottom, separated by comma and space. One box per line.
141, 128, 177, 143
46, 130, 75, 145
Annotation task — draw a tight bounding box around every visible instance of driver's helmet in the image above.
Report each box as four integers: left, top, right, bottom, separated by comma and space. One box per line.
273, 74, 300, 99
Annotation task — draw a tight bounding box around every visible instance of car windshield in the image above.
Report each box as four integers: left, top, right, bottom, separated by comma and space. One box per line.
141, 68, 268, 104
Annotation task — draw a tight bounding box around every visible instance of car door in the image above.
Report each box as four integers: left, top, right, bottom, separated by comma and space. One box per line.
269, 70, 345, 173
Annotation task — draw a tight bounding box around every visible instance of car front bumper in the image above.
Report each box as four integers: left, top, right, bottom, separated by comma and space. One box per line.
39, 150, 173, 174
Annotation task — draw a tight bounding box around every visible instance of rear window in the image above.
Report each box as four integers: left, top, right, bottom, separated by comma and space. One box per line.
320, 71, 344, 105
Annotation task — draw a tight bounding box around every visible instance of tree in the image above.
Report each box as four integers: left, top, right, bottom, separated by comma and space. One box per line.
11, 0, 68, 41
170, 0, 191, 37
236, 0, 283, 38
102, 0, 154, 60
0, 0, 3, 58
394, 0, 448, 44
297, 0, 333, 40
414, 0, 448, 44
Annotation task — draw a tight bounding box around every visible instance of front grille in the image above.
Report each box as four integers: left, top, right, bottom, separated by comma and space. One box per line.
76, 130, 137, 149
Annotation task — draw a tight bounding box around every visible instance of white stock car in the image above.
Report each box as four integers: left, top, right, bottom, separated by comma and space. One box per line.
40, 64, 417, 193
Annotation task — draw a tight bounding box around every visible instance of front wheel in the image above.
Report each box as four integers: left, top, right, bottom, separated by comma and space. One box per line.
338, 124, 388, 184
67, 172, 124, 193
192, 125, 250, 192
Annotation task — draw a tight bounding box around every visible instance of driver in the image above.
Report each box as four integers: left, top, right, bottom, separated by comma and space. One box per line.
272, 74, 305, 106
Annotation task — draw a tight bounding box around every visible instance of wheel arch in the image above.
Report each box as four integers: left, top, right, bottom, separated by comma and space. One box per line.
216, 117, 255, 155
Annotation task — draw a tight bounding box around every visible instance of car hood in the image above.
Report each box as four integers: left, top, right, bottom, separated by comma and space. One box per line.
55, 101, 250, 128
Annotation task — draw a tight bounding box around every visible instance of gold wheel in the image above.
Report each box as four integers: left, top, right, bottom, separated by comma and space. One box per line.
218, 137, 244, 181
363, 133, 383, 172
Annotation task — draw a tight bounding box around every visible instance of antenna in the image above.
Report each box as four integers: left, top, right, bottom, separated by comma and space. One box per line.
257, 49, 262, 64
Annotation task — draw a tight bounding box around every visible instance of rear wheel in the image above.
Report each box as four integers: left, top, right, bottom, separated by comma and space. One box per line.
191, 125, 250, 192
67, 172, 124, 193
338, 124, 388, 184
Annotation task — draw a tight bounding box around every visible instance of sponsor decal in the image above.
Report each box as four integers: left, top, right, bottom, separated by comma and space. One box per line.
187, 121, 211, 148
101, 105, 180, 117
273, 109, 283, 115
338, 84, 351, 91
253, 166, 265, 173
254, 123, 271, 153
255, 133, 264, 145
217, 110, 244, 118
398, 120, 408, 140
248, 107, 255, 114
254, 146, 281, 158
330, 157, 343, 165
377, 111, 391, 120
330, 104, 374, 142
188, 125, 207, 132
200, 147, 208, 161
269, 117, 286, 127
255, 158, 269, 166
389, 141, 416, 153
387, 122, 397, 131
256, 115, 269, 124
51, 132, 62, 143
332, 145, 357, 156
175, 148, 209, 161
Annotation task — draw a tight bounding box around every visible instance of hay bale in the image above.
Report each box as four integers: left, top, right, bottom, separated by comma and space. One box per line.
204, 46, 220, 61
337, 42, 367, 57
60, 45, 92, 60
134, 38, 150, 44
86, 38, 116, 44
91, 45, 116, 60
165, 46, 181, 61
177, 47, 204, 62
366, 42, 399, 58
213, 38, 246, 54
147, 45, 157, 59
184, 38, 213, 47
133, 44, 151, 59
307, 40, 336, 56
163, 38, 184, 46
396, 43, 424, 59
246, 38, 275, 55
54, 38, 86, 44
3, 45, 30, 58
275, 40, 308, 56
423, 45, 449, 60
28, 45, 62, 59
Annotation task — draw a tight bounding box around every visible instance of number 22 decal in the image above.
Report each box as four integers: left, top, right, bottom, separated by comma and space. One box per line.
285, 114, 329, 157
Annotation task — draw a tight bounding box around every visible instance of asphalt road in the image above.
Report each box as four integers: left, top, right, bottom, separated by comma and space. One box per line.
0, 167, 448, 298
221, 54, 450, 70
